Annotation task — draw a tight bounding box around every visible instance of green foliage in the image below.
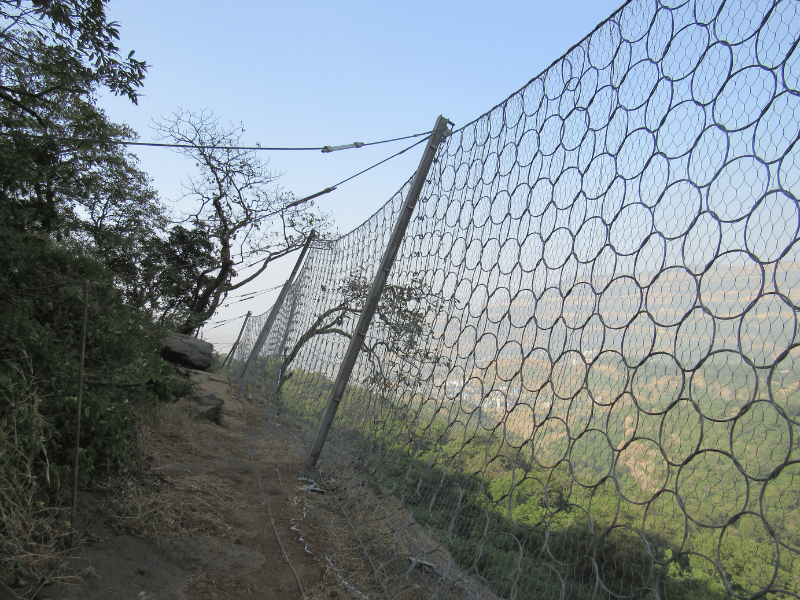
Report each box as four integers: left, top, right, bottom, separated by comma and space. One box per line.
275, 368, 800, 599
0, 1, 302, 584
363, 427, 739, 599
0, 223, 188, 581
0, 225, 185, 471
209, 399, 224, 426
0, 1, 215, 328
148, 225, 217, 326
0, 28, 222, 330
167, 376, 196, 401
0, 0, 148, 109
0, 20, 145, 232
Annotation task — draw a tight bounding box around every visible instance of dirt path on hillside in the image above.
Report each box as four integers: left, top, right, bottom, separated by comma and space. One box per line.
14, 370, 385, 600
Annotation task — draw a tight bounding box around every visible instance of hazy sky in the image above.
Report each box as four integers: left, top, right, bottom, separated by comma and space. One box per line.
98, 0, 627, 347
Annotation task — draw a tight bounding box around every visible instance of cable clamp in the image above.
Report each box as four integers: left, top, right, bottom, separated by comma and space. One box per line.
322, 142, 365, 153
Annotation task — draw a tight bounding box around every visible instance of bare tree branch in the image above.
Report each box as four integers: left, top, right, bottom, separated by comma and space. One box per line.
151, 109, 331, 333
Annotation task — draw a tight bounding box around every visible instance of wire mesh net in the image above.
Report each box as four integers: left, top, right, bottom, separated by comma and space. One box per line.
228, 0, 800, 597
228, 308, 271, 383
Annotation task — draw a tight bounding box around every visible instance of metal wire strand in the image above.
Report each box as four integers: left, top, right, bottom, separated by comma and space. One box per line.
265, 492, 306, 600
225, 1, 800, 598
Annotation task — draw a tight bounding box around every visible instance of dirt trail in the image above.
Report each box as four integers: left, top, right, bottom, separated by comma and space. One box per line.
22, 370, 383, 600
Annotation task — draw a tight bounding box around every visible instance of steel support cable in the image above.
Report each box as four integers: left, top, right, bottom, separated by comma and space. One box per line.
227, 284, 283, 300
0, 129, 435, 152
4, 128, 435, 211
265, 492, 306, 600
330, 134, 431, 189
285, 135, 433, 207
202, 316, 248, 332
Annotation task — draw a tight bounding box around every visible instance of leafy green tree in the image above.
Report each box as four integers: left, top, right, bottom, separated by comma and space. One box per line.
0, 4, 209, 323
0, 64, 197, 322
0, 0, 147, 231
0, 41, 138, 230
147, 225, 218, 327
0, 1, 209, 584
0, 0, 147, 110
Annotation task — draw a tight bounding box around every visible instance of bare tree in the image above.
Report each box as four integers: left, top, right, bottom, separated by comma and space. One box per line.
152, 109, 330, 334
276, 274, 448, 401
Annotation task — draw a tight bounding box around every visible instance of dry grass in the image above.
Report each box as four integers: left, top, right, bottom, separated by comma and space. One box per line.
104, 402, 245, 541
304, 459, 498, 600
105, 473, 245, 541
185, 571, 259, 595
0, 376, 204, 585
0, 456, 69, 584
303, 494, 387, 600
299, 480, 440, 600
135, 400, 203, 460
0, 371, 71, 583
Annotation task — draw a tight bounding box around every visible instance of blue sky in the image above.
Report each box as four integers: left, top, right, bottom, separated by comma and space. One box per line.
99, 0, 627, 346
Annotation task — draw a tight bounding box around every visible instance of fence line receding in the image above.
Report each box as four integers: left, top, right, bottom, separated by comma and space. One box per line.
228, 0, 800, 597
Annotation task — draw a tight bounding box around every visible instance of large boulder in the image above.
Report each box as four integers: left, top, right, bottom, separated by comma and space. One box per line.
161, 333, 213, 371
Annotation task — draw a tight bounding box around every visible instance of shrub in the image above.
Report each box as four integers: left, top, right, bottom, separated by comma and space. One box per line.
0, 226, 187, 582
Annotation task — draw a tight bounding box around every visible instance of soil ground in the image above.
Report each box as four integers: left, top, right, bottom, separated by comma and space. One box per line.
7, 369, 387, 600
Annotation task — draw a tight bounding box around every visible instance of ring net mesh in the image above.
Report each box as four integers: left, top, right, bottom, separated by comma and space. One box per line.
228, 0, 800, 597
228, 309, 270, 382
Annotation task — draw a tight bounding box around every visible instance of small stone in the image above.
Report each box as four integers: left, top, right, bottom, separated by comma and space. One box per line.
191, 393, 223, 408
196, 404, 223, 424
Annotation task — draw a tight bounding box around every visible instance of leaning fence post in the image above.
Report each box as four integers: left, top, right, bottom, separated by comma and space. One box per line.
71, 280, 89, 547
304, 115, 452, 471
221, 311, 251, 369
238, 230, 317, 394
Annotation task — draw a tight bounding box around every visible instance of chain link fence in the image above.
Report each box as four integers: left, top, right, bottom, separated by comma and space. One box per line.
227, 0, 800, 597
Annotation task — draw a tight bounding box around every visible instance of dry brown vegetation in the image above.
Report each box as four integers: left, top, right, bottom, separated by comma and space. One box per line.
0, 371, 71, 587
106, 405, 247, 541
24, 370, 412, 600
